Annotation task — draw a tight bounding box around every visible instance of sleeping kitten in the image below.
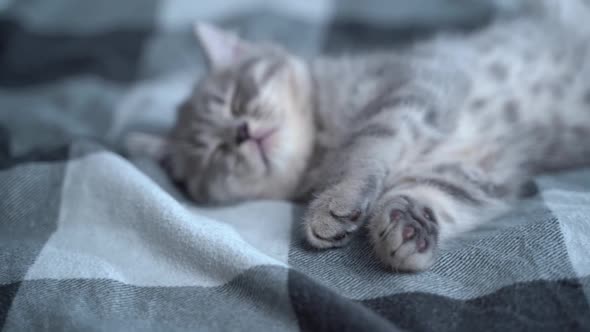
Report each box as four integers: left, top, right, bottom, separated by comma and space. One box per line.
130, 0, 590, 272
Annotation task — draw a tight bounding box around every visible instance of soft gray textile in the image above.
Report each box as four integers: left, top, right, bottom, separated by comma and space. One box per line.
1, 1, 589, 331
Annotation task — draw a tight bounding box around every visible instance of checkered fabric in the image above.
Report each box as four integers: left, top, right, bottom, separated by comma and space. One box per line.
1, 0, 589, 331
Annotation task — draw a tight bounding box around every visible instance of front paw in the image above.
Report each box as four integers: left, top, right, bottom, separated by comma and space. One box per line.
369, 195, 439, 272
303, 177, 377, 249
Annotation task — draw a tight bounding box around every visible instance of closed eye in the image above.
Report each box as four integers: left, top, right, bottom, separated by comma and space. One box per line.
183, 135, 207, 150
209, 143, 230, 161
207, 93, 226, 106
230, 97, 244, 116
249, 106, 267, 119
231, 87, 251, 117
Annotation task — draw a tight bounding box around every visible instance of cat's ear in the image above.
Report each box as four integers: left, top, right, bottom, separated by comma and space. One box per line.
124, 132, 169, 161
194, 22, 254, 69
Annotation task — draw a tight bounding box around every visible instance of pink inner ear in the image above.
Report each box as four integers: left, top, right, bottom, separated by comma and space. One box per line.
194, 22, 253, 69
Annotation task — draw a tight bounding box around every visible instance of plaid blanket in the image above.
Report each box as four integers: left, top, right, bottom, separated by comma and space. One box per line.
1, 1, 590, 331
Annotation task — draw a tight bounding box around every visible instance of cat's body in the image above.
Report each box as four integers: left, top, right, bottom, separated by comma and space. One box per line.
136, 0, 590, 272
309, 18, 589, 181
300, 15, 590, 270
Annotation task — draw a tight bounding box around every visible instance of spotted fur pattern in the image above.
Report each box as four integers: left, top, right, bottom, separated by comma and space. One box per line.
136, 1, 590, 272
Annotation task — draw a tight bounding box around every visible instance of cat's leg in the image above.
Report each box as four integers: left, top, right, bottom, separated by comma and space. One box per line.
368, 151, 529, 272
303, 160, 387, 248
303, 121, 421, 248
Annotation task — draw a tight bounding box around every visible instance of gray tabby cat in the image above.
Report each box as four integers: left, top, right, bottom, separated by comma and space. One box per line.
131, 0, 590, 272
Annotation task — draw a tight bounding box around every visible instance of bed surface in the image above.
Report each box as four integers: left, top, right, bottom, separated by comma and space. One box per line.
1, 1, 590, 331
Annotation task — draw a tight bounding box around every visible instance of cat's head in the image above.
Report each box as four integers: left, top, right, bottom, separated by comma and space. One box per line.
162, 23, 315, 204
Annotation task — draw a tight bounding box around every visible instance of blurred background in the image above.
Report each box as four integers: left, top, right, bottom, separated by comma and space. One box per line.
0, 0, 505, 161
3, 4, 590, 332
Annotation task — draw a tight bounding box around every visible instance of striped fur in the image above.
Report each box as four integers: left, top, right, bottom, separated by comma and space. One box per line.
162, 3, 590, 271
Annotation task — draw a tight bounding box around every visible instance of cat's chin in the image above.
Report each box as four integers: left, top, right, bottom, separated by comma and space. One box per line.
191, 170, 304, 205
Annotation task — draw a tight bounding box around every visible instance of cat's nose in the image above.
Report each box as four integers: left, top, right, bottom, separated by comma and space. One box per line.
235, 123, 250, 145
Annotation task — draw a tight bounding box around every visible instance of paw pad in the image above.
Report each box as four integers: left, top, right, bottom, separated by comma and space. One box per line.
390, 209, 403, 222
402, 225, 416, 240
416, 238, 429, 253
371, 195, 440, 272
